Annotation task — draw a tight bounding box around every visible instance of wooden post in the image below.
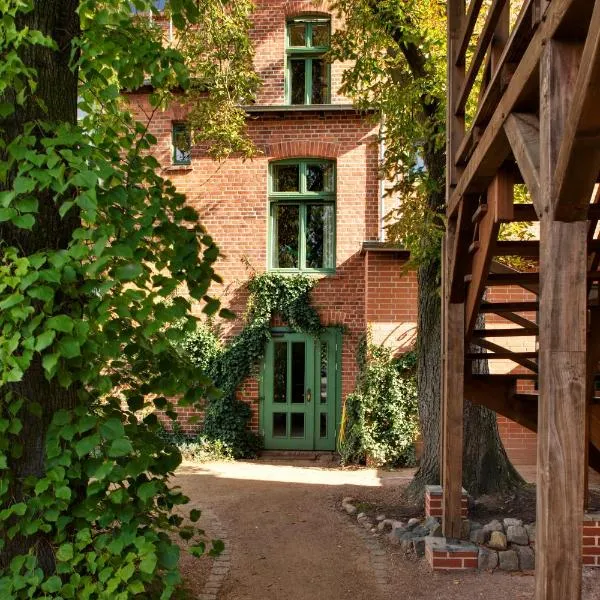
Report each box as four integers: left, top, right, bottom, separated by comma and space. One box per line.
442, 0, 466, 541
536, 39, 586, 600
442, 221, 465, 540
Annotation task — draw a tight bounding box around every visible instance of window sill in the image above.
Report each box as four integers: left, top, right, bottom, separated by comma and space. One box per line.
163, 164, 193, 173
268, 269, 336, 277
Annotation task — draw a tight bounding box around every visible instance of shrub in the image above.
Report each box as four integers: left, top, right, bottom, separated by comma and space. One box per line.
339, 339, 418, 467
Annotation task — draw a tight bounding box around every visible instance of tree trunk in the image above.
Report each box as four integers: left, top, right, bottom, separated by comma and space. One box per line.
0, 0, 81, 573
407, 283, 524, 500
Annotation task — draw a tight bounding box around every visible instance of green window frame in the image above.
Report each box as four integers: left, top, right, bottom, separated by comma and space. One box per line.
285, 18, 331, 105
268, 159, 336, 273
172, 122, 191, 165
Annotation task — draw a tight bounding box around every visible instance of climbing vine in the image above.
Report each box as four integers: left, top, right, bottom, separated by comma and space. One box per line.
338, 337, 419, 467
180, 272, 323, 457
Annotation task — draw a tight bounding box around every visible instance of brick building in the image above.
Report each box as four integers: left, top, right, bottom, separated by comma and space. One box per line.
126, 0, 537, 462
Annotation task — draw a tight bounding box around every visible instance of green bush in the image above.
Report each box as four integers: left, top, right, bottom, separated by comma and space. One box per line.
339, 339, 418, 467
158, 425, 233, 462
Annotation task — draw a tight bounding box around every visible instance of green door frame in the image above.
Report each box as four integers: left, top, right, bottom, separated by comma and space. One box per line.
260, 328, 341, 451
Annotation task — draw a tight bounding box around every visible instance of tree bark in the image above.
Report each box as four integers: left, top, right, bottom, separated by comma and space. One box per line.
0, 0, 81, 573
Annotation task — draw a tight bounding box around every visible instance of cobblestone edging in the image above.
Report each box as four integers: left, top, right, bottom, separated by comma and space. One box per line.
340, 499, 393, 599
186, 504, 231, 600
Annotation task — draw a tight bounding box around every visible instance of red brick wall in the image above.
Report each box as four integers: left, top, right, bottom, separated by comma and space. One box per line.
364, 253, 417, 354
251, 0, 350, 106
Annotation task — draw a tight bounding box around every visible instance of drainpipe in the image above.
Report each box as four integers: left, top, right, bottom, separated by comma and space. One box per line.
378, 118, 386, 241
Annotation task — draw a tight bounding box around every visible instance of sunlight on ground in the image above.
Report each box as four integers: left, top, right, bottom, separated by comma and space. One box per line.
177, 460, 417, 487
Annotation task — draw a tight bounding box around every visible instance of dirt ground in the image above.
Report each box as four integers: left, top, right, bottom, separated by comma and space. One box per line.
172, 460, 600, 600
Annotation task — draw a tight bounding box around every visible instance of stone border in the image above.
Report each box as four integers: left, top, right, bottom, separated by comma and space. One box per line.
341, 497, 393, 599
185, 503, 232, 600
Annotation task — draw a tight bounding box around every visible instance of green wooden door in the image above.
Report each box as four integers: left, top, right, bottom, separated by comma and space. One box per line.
262, 330, 339, 450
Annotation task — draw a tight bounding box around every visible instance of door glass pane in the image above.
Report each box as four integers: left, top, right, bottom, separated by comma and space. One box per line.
273, 413, 287, 437
311, 59, 328, 104
291, 342, 305, 403
320, 342, 328, 403
273, 205, 299, 268
273, 164, 299, 192
311, 24, 330, 48
290, 59, 306, 104
273, 342, 287, 403
320, 413, 327, 438
307, 163, 334, 192
288, 23, 306, 46
291, 413, 305, 437
306, 204, 334, 269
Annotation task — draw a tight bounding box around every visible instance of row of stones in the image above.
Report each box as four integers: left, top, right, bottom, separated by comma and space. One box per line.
192, 505, 232, 600
342, 496, 534, 571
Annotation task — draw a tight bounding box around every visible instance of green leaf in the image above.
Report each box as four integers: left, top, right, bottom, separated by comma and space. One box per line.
56, 543, 73, 562
42, 352, 59, 375
100, 418, 125, 441
46, 315, 73, 333
57, 336, 81, 359
35, 330, 56, 352
108, 438, 133, 457
13, 176, 36, 195
139, 553, 157, 574
0, 207, 17, 222
11, 214, 35, 230
55, 486, 71, 501
114, 263, 143, 281
136, 481, 158, 503
14, 197, 38, 213
74, 433, 101, 457
189, 509, 201, 522
0, 293, 24, 310
41, 575, 62, 593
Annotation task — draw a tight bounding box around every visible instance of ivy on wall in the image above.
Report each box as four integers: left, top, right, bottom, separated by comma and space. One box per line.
338, 337, 419, 467
180, 272, 323, 457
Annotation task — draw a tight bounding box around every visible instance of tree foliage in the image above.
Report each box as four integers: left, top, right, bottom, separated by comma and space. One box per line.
0, 0, 258, 597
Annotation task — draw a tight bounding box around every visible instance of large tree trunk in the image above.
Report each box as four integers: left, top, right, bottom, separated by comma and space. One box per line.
0, 1, 80, 573
407, 280, 524, 500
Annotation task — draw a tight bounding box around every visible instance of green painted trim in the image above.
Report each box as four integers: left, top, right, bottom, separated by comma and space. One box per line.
268, 160, 336, 273
261, 328, 341, 450
285, 19, 331, 105
172, 122, 191, 165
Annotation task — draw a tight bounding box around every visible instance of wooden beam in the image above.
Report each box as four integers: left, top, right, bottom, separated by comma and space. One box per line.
479, 301, 538, 313
455, 0, 537, 167
473, 327, 538, 337
441, 221, 464, 540
504, 113, 542, 214
536, 39, 587, 600
456, 0, 509, 117
494, 240, 539, 257
554, 1, 600, 221
455, 0, 484, 67
468, 337, 538, 371
447, 0, 466, 196
448, 0, 581, 217
465, 171, 513, 339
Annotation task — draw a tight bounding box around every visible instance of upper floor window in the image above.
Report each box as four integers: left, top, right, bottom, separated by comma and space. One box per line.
286, 18, 331, 105
269, 159, 335, 272
172, 122, 191, 165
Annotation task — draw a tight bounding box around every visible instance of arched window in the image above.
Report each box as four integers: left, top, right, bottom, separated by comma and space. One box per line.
269, 159, 336, 272
286, 17, 331, 105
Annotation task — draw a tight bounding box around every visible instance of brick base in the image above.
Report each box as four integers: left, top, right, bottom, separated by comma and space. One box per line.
425, 538, 478, 570
425, 485, 468, 519
583, 514, 600, 567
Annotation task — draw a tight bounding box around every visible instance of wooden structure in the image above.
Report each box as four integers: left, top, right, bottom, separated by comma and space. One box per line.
443, 0, 600, 597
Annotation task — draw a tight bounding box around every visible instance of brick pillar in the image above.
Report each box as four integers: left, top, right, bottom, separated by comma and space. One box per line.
425, 485, 468, 518
425, 538, 478, 570
583, 513, 600, 567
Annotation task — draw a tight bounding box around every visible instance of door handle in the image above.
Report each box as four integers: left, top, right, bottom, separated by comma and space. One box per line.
306, 388, 312, 403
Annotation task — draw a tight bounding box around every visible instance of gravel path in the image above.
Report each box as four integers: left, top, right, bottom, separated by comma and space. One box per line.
173, 460, 600, 600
